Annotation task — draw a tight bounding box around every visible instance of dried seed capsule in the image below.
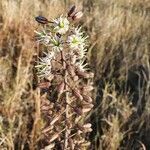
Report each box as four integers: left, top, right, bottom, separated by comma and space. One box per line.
82, 108, 91, 113
68, 5, 76, 17
74, 107, 83, 115
83, 103, 94, 109
35, 16, 49, 24
57, 82, 65, 95
76, 69, 94, 79
83, 95, 93, 103
81, 142, 91, 147
38, 82, 51, 89
82, 85, 94, 92
73, 88, 83, 100
82, 104, 94, 113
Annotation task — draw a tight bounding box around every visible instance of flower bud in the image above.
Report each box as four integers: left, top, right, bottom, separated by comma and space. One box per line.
68, 5, 76, 17
72, 11, 83, 20
35, 16, 49, 24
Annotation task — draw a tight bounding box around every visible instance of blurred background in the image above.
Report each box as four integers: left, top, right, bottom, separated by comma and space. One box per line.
0, 0, 150, 149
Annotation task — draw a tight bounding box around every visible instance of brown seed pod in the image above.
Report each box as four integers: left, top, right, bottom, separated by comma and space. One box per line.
83, 103, 94, 109
76, 69, 93, 79
57, 82, 65, 95
82, 95, 93, 103
38, 81, 51, 89
74, 107, 83, 115
73, 88, 83, 100
82, 85, 94, 92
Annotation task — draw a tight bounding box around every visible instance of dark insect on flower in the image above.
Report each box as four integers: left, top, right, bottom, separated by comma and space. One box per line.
35, 16, 49, 24
68, 5, 76, 17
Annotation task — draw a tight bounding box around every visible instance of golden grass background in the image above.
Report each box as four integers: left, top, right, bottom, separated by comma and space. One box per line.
0, 0, 150, 149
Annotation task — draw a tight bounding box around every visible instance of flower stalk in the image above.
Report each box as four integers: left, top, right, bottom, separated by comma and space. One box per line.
35, 5, 94, 149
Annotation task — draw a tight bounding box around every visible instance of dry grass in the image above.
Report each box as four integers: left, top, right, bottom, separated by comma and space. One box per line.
0, 0, 149, 149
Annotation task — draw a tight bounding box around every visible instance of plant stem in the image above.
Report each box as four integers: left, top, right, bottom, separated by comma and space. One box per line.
61, 51, 70, 149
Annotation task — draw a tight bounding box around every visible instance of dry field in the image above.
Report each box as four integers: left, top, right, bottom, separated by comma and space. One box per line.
0, 0, 150, 149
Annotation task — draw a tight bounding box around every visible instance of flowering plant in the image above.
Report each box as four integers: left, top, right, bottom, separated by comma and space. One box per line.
35, 5, 94, 150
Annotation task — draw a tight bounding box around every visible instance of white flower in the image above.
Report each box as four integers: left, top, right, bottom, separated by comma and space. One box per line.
53, 16, 69, 34
35, 52, 55, 78
67, 27, 87, 50
67, 27, 88, 58
35, 30, 51, 45
67, 34, 84, 50
35, 30, 63, 51
75, 60, 88, 71
49, 35, 63, 52
73, 26, 83, 36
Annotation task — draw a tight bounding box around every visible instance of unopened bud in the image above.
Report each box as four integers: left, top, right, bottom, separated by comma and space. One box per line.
35, 16, 49, 24
68, 5, 76, 17
72, 11, 83, 20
